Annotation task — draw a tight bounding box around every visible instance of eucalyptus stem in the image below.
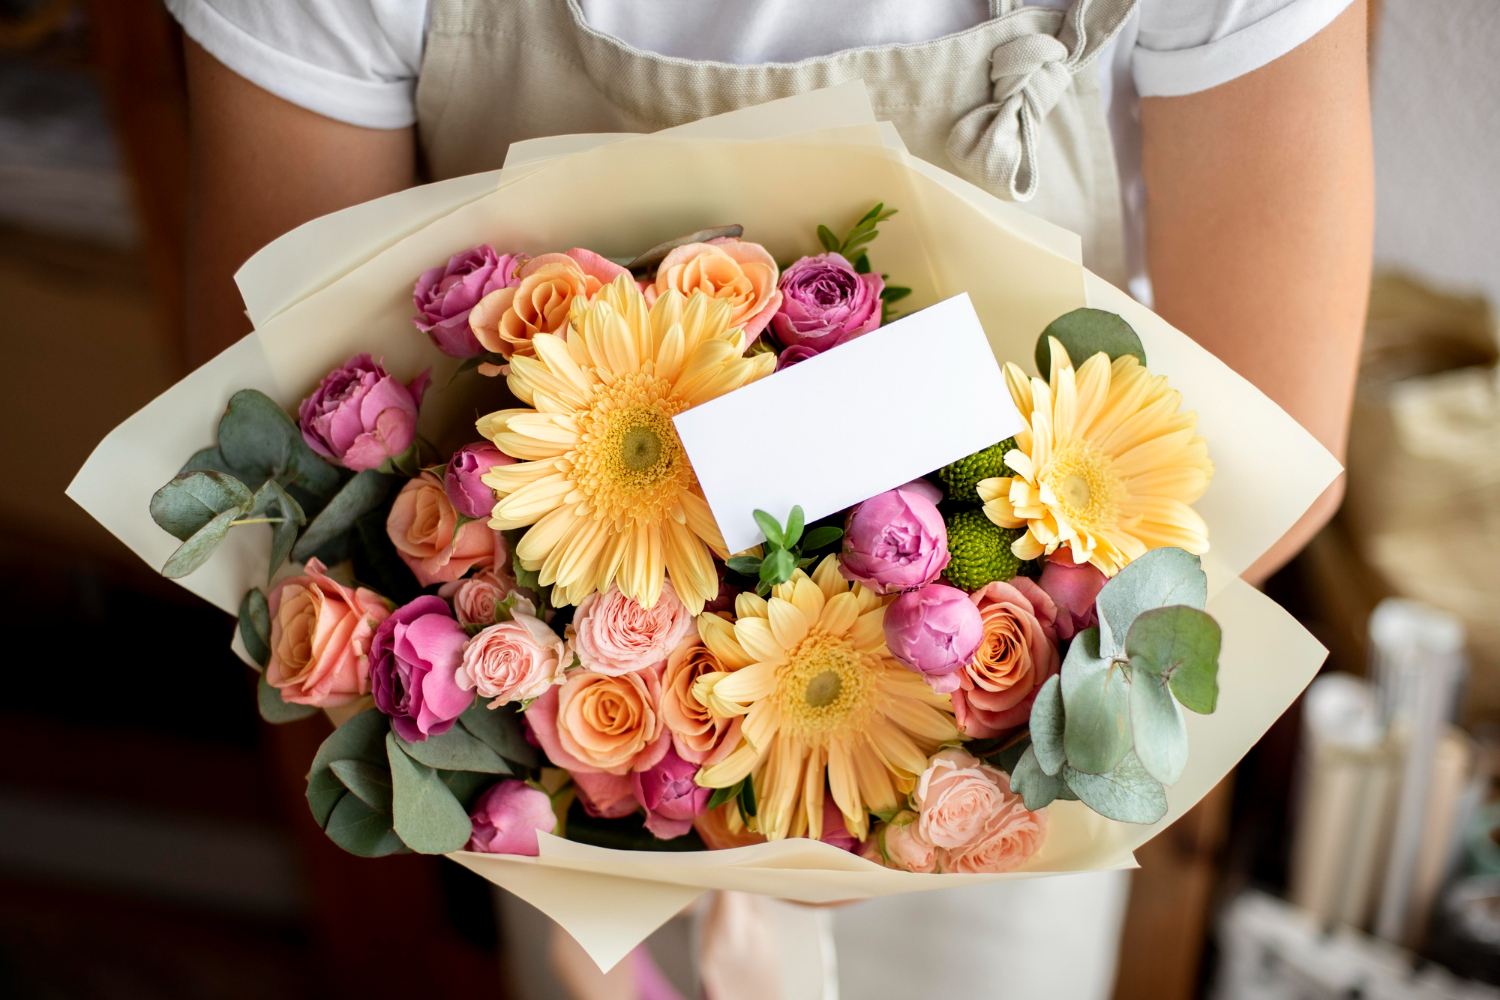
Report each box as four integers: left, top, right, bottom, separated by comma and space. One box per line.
231, 516, 287, 526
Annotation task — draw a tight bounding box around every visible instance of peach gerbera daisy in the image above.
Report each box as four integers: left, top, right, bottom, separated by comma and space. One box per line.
477, 275, 775, 613
692, 557, 958, 841
979, 338, 1214, 577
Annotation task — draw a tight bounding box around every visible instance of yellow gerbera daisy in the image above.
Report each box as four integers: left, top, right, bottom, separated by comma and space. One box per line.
692, 556, 958, 841
979, 338, 1214, 577
477, 275, 776, 613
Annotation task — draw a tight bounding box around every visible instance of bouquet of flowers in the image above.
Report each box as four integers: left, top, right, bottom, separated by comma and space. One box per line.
70, 86, 1339, 971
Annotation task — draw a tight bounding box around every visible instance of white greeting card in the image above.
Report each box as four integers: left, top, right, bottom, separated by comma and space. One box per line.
674, 293, 1023, 555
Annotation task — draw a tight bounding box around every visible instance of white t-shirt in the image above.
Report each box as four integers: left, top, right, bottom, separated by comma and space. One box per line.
168, 0, 1354, 293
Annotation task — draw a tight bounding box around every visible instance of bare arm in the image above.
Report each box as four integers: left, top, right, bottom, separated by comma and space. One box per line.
183, 39, 417, 366
1141, 1, 1373, 582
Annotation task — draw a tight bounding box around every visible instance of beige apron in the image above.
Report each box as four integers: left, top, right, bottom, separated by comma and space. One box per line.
416, 0, 1140, 285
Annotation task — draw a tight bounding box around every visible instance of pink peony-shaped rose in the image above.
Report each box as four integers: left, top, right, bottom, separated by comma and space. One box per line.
298, 354, 429, 471
467, 779, 556, 855
646, 238, 781, 342
413, 246, 523, 358
438, 566, 520, 627
631, 745, 712, 839
266, 557, 391, 707
524, 665, 670, 775
369, 595, 474, 742
659, 639, 742, 766
568, 582, 695, 676
1037, 551, 1107, 642
912, 748, 1046, 874
771, 253, 883, 359
840, 487, 950, 595
951, 578, 1061, 739
457, 596, 567, 708
387, 471, 500, 587
444, 441, 514, 520
883, 584, 984, 693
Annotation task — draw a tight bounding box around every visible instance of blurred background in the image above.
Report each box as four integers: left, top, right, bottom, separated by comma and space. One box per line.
0, 1, 1496, 998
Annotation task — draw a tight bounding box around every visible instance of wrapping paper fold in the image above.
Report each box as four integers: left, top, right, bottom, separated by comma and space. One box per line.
66, 84, 1340, 971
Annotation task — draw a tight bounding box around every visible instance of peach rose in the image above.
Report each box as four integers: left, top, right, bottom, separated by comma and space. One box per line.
266, 557, 391, 707
469, 248, 628, 359
879, 813, 938, 873
660, 639, 743, 766
694, 804, 767, 850
524, 665, 669, 775
386, 471, 499, 587
438, 566, 519, 626
457, 596, 567, 707
951, 578, 1061, 739
946, 796, 1048, 875
645, 239, 782, 341
568, 582, 695, 676
912, 748, 1046, 874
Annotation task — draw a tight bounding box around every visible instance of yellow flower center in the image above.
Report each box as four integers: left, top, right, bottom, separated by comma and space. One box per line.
777, 629, 877, 737
1043, 440, 1123, 534
570, 373, 693, 525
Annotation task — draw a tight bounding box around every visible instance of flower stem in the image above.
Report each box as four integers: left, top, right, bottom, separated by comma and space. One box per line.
230, 517, 287, 526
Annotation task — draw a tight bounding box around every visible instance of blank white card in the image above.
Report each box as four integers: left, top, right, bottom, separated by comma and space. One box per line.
674, 293, 1024, 555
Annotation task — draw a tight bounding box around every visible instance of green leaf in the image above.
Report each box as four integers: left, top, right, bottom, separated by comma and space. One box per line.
387, 732, 473, 854
707, 779, 744, 812
1062, 754, 1168, 824
250, 479, 307, 580
238, 588, 271, 667
439, 770, 494, 811
1029, 674, 1066, 776
725, 556, 762, 576
162, 507, 241, 578
625, 224, 745, 270
738, 775, 758, 818
784, 506, 805, 549
1127, 605, 1223, 715
1033, 308, 1147, 376
307, 708, 390, 827
801, 526, 843, 551
760, 548, 796, 585
395, 723, 512, 774
459, 701, 539, 768
217, 389, 340, 499
816, 225, 840, 254
291, 470, 401, 562
1128, 661, 1188, 786
986, 736, 1030, 775
150, 471, 253, 541
753, 510, 784, 548
1011, 745, 1062, 810
1095, 547, 1207, 657
880, 286, 912, 304
1060, 628, 1132, 775
179, 446, 248, 478
257, 671, 318, 723
324, 792, 407, 857
330, 758, 394, 814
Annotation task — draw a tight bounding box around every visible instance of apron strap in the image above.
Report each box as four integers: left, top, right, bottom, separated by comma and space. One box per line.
949, 0, 1140, 201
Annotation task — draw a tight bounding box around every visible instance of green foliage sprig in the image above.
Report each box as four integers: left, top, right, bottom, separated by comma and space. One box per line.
816, 203, 913, 324
724, 506, 844, 597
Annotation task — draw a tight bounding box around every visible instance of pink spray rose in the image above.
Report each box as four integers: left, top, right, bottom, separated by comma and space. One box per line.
1037, 551, 1107, 642
840, 487, 950, 595
444, 441, 514, 520
386, 471, 499, 587
912, 748, 1047, 874
524, 665, 670, 775
631, 745, 712, 839
438, 567, 520, 627
568, 582, 695, 676
369, 595, 474, 742
467, 779, 557, 855
265, 557, 391, 707
298, 354, 429, 471
457, 596, 567, 708
951, 578, 1061, 739
413, 245, 523, 358
883, 584, 985, 693
772, 253, 884, 361
878, 813, 939, 873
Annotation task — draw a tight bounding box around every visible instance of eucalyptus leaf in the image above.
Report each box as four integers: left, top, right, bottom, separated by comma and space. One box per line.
987, 736, 1030, 775
292, 470, 401, 562
1059, 628, 1132, 775
257, 671, 318, 723
1095, 547, 1207, 657
251, 479, 306, 580
1029, 674, 1066, 776
801, 526, 843, 551
150, 471, 253, 541
217, 389, 340, 499
1127, 605, 1223, 715
1128, 667, 1188, 785
307, 708, 390, 827
1011, 745, 1062, 810
324, 792, 406, 857
1034, 308, 1146, 376
330, 758, 394, 814
439, 769, 494, 811
238, 588, 271, 667
179, 446, 249, 478
395, 723, 511, 774
460, 701, 539, 768
387, 732, 473, 854
753, 510, 784, 548
784, 506, 805, 549
626, 225, 745, 270
162, 507, 241, 578
1063, 754, 1168, 824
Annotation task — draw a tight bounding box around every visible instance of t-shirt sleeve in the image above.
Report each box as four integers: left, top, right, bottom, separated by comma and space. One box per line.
1133, 0, 1356, 97
165, 0, 426, 129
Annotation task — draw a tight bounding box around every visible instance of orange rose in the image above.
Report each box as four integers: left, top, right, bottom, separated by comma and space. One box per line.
469, 248, 629, 359
952, 578, 1061, 739
386, 470, 498, 586
266, 557, 391, 707
526, 666, 670, 775
694, 803, 767, 850
660, 639, 742, 767
645, 239, 781, 341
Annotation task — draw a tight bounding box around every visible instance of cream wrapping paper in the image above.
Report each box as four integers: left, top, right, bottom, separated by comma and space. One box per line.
67, 86, 1340, 972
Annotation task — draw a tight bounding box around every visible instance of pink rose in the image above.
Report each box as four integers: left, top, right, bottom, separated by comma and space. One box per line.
912, 748, 1046, 874
840, 487, 950, 595
467, 779, 557, 855
524, 665, 670, 775
818, 797, 862, 853
882, 583, 985, 693
771, 252, 884, 357
438, 567, 520, 627
444, 441, 514, 520
946, 801, 1048, 875
659, 639, 742, 766
631, 745, 712, 839
880, 814, 938, 873
572, 770, 638, 819
457, 597, 567, 708
386, 471, 499, 586
646, 239, 782, 342
951, 578, 1061, 739
1037, 551, 1107, 642
265, 557, 391, 707
369, 595, 474, 743
569, 582, 695, 676
298, 354, 428, 471
413, 245, 523, 358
